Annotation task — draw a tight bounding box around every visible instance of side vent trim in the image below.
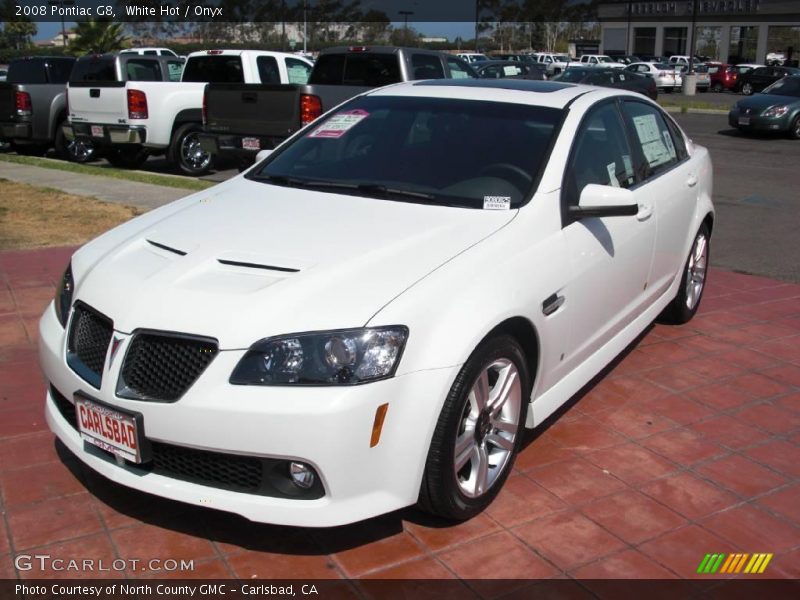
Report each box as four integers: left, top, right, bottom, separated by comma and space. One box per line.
147, 240, 187, 256
217, 259, 299, 274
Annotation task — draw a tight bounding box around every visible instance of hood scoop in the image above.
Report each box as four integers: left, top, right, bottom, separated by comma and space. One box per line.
217, 259, 299, 274
147, 240, 187, 256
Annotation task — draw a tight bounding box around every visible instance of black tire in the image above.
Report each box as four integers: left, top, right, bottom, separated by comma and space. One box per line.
168, 123, 213, 176
712, 83, 723, 92
106, 146, 148, 169
788, 115, 800, 140
60, 133, 96, 163
418, 334, 530, 521
742, 82, 753, 95
659, 224, 710, 325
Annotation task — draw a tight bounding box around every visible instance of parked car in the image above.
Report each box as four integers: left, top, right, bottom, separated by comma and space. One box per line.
738, 65, 800, 95
766, 52, 786, 66
624, 62, 681, 92
673, 64, 710, 91
730, 63, 764, 91
63, 52, 186, 166
728, 75, 800, 138
492, 53, 535, 63
578, 55, 625, 69
706, 63, 737, 92
40, 79, 713, 527
531, 53, 572, 76
65, 50, 311, 174
199, 46, 476, 169
475, 60, 544, 81
615, 55, 643, 65
554, 67, 657, 99
0, 56, 76, 158
456, 53, 489, 63
120, 47, 179, 58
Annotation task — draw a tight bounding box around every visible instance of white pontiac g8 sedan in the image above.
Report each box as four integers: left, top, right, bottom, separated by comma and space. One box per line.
40, 79, 713, 527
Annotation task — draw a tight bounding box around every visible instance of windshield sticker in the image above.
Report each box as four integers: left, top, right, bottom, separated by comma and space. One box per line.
622, 154, 634, 184
308, 109, 370, 139
503, 65, 521, 76
484, 196, 511, 210
607, 162, 620, 187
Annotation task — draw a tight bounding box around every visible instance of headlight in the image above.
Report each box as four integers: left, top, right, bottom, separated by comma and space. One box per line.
54, 263, 74, 328
763, 105, 789, 117
230, 326, 408, 386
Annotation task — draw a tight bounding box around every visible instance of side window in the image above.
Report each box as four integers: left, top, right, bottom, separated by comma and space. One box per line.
125, 59, 161, 81
166, 60, 184, 82
411, 54, 445, 80
446, 57, 472, 79
257, 56, 281, 84
565, 102, 636, 207
621, 100, 680, 179
285, 58, 312, 84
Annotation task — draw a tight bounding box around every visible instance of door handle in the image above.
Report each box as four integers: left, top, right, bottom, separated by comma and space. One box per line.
687, 174, 698, 187
637, 203, 653, 221
542, 293, 565, 316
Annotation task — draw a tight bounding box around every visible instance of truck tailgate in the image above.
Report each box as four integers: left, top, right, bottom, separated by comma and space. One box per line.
68, 82, 128, 124
205, 83, 304, 137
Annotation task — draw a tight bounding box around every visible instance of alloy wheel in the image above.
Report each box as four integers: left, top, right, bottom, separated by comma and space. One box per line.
180, 132, 211, 171
685, 230, 708, 311
453, 358, 521, 498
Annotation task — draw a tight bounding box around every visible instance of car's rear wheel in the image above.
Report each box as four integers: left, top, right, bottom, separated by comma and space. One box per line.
55, 123, 95, 163
659, 224, 710, 324
418, 334, 529, 521
169, 123, 213, 176
788, 115, 800, 140
742, 82, 754, 95
712, 82, 723, 92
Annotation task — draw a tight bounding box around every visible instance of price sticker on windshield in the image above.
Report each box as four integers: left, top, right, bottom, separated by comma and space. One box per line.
309, 109, 370, 139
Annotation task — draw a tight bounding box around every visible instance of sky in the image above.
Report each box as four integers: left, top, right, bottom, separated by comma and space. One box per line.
34, 21, 476, 42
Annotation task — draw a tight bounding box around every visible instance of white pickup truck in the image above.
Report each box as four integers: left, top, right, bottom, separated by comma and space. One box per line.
579, 55, 626, 69
531, 53, 572, 76
64, 49, 313, 175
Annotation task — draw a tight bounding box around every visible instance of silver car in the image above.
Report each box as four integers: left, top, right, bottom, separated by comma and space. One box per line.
625, 62, 681, 92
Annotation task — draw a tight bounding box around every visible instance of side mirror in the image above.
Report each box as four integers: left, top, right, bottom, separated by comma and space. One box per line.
255, 149, 273, 163
570, 184, 638, 219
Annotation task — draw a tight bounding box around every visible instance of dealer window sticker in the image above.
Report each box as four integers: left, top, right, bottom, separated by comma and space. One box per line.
633, 114, 672, 168
484, 196, 511, 210
308, 109, 370, 139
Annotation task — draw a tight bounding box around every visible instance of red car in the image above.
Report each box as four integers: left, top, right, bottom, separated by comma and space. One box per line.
707, 63, 738, 92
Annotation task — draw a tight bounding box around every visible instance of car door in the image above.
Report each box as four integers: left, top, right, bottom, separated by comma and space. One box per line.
619, 99, 696, 299
561, 100, 657, 368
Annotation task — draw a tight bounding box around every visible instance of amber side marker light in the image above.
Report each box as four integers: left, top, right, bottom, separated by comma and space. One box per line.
370, 403, 389, 448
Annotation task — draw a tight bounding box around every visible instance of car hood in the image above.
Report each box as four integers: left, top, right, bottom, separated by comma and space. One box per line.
737, 93, 800, 112
72, 177, 515, 349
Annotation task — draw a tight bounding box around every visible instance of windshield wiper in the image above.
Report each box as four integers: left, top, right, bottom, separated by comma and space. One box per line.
285, 179, 436, 201
249, 174, 309, 187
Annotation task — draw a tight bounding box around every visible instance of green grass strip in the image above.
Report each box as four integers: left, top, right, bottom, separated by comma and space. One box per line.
0, 154, 215, 192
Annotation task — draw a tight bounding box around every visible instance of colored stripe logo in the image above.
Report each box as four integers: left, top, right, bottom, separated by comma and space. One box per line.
697, 553, 773, 574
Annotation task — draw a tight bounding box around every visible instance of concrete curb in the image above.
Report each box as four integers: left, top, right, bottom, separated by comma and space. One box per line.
662, 106, 729, 115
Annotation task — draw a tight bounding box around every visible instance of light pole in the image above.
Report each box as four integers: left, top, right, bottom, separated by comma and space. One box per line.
399, 10, 413, 45
303, 0, 308, 54
474, 0, 479, 52
626, 1, 632, 56
47, 0, 75, 48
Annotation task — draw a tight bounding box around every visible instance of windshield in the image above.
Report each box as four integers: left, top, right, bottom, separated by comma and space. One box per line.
762, 77, 800, 97
249, 95, 562, 209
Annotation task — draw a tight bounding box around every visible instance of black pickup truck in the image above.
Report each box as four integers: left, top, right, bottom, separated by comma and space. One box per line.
199, 46, 476, 168
0, 56, 75, 158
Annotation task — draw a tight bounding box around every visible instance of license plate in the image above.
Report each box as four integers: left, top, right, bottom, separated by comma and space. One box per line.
91, 125, 104, 138
739, 117, 751, 126
242, 137, 261, 150
75, 394, 144, 463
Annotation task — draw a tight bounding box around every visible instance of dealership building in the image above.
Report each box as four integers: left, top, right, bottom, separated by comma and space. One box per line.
598, 0, 800, 63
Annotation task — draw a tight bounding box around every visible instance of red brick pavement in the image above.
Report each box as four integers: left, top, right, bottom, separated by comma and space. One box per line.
1, 246, 799, 582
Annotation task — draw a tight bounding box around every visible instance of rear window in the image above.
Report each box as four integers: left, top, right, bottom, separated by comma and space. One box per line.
182, 55, 244, 83
309, 53, 401, 87
256, 56, 280, 84
46, 58, 75, 83
411, 54, 445, 80
7, 59, 48, 84
70, 57, 117, 83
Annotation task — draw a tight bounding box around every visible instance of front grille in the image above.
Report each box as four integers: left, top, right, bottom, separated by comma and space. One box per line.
48, 383, 323, 499
117, 332, 218, 402
67, 303, 113, 388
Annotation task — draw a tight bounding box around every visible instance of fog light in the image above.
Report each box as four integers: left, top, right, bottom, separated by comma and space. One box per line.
289, 462, 315, 489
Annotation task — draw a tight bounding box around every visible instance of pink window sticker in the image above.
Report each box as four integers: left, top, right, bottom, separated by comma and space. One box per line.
308, 109, 370, 139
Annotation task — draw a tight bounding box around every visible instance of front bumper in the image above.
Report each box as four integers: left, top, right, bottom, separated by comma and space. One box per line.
64, 122, 146, 145
728, 110, 792, 133
0, 121, 31, 140
39, 301, 457, 527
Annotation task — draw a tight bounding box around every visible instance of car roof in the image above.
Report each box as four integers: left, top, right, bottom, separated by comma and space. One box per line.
367, 78, 630, 109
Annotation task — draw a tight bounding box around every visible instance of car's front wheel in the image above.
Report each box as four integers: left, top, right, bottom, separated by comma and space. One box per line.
788, 115, 800, 140
659, 224, 710, 324
742, 82, 754, 95
418, 334, 529, 520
